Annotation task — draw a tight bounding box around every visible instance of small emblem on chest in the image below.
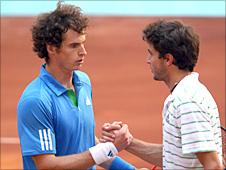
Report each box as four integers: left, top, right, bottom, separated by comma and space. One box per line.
86, 96, 91, 105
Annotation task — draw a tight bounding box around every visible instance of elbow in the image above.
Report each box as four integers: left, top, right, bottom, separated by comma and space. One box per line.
33, 155, 58, 170
212, 165, 224, 170
204, 163, 224, 170
35, 162, 58, 170
215, 164, 224, 170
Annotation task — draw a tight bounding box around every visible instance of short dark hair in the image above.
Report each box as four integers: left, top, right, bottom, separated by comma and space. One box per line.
31, 2, 88, 62
143, 20, 199, 72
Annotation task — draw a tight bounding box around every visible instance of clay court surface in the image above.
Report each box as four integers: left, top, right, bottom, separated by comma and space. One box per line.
1, 16, 225, 169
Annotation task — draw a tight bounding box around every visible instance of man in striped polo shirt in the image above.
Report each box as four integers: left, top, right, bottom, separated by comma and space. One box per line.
101, 20, 223, 169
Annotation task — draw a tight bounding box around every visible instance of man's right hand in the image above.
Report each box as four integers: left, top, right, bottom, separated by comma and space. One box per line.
100, 121, 122, 142
100, 121, 133, 151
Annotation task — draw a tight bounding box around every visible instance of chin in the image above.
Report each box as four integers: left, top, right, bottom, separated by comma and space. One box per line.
153, 76, 161, 81
74, 68, 80, 71
73, 65, 82, 70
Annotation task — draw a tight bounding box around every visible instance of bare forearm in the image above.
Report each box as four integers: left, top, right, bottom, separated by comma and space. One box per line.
195, 152, 224, 170
126, 138, 162, 167
33, 151, 95, 169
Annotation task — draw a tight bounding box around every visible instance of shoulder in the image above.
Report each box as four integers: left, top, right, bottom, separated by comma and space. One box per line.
17, 95, 45, 120
21, 77, 43, 94
18, 78, 52, 113
20, 76, 53, 99
17, 95, 54, 126
173, 76, 217, 112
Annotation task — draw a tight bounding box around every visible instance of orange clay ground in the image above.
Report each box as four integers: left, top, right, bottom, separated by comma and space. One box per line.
1, 16, 225, 169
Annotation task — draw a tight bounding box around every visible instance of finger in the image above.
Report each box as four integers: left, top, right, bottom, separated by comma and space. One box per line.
101, 135, 115, 142
102, 122, 111, 129
118, 124, 130, 138
99, 138, 106, 143
101, 130, 115, 138
120, 124, 128, 133
112, 121, 122, 125
103, 124, 122, 131
112, 121, 123, 127
102, 123, 112, 131
114, 124, 128, 138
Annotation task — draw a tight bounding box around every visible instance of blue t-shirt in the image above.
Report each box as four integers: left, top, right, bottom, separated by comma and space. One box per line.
17, 65, 96, 170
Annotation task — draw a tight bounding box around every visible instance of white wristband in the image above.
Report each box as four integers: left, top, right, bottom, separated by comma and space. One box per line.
89, 142, 118, 165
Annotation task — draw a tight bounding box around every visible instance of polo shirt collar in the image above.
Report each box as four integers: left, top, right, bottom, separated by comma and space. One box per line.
40, 64, 82, 96
171, 72, 199, 96
72, 71, 83, 87
176, 72, 199, 90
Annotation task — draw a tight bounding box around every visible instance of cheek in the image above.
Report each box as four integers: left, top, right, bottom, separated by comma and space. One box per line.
67, 50, 78, 59
152, 61, 163, 74
64, 48, 77, 55
150, 60, 158, 68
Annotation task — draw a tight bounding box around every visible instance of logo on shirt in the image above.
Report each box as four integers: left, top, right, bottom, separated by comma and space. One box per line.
86, 96, 91, 106
39, 128, 53, 151
107, 150, 114, 157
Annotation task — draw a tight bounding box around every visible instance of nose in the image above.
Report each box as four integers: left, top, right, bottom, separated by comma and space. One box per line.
78, 44, 87, 56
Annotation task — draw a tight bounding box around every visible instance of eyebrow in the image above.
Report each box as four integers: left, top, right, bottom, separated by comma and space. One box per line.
69, 39, 86, 45
147, 49, 152, 54
74, 39, 86, 44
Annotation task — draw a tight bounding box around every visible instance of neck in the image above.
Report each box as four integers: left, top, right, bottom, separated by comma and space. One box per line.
165, 70, 191, 92
45, 64, 74, 89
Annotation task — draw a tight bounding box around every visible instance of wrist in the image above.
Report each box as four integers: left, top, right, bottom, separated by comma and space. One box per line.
125, 136, 134, 151
89, 142, 118, 165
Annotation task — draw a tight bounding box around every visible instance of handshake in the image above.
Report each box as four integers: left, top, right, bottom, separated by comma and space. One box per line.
89, 121, 134, 166
99, 121, 133, 152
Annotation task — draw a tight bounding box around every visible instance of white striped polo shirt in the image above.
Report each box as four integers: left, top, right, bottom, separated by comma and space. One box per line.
162, 72, 222, 169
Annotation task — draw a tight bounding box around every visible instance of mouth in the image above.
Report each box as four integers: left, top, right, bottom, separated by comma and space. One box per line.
76, 58, 84, 65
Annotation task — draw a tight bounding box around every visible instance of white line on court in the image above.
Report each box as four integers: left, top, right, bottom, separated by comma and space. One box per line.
0, 137, 20, 144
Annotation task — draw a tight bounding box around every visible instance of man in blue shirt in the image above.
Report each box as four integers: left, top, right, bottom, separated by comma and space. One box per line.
17, 2, 134, 169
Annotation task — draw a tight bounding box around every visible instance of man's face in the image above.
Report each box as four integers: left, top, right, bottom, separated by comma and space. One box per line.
146, 43, 168, 81
54, 29, 87, 72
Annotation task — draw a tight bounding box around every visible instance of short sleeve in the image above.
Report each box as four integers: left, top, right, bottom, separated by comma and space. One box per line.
179, 100, 217, 154
17, 97, 56, 156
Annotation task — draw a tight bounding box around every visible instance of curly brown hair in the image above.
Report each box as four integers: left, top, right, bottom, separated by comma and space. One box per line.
31, 2, 88, 63
143, 20, 199, 72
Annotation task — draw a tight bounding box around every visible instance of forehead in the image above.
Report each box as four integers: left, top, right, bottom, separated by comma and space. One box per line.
63, 29, 86, 43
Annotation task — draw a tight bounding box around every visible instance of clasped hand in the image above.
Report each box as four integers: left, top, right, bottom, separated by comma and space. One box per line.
99, 121, 133, 152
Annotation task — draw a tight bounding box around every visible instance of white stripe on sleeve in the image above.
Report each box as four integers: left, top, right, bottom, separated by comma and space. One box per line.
43, 129, 49, 151
39, 129, 45, 151
47, 128, 53, 150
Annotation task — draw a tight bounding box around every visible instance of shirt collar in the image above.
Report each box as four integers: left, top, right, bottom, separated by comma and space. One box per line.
171, 72, 199, 95
177, 72, 199, 88
39, 64, 82, 96
72, 71, 83, 87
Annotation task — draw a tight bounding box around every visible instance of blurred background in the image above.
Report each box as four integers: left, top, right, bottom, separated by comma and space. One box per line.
2, 1, 225, 17
1, 0, 225, 169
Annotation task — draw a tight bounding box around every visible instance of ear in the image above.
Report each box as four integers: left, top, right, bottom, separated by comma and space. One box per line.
164, 53, 174, 66
46, 44, 58, 55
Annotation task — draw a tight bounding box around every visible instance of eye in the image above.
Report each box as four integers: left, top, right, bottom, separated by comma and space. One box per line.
70, 43, 80, 48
